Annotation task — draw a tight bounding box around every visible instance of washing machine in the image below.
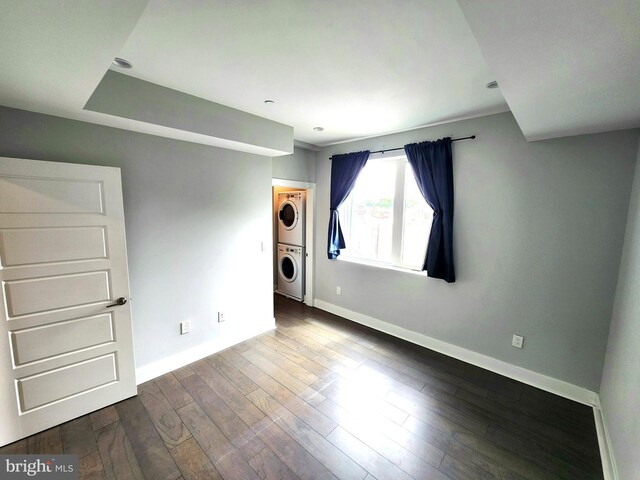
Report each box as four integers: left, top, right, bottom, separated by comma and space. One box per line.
276, 243, 304, 301
277, 191, 305, 246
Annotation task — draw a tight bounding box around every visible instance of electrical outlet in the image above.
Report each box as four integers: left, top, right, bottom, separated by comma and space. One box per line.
180, 321, 190, 335
512, 334, 524, 349
336, 286, 342, 295
218, 311, 225, 323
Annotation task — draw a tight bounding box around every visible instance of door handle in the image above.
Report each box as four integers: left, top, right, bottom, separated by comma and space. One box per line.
106, 297, 128, 308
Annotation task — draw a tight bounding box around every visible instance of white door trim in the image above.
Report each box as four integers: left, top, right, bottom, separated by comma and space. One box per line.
272, 178, 315, 306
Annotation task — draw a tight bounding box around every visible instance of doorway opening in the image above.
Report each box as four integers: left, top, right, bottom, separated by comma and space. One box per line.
272, 179, 315, 306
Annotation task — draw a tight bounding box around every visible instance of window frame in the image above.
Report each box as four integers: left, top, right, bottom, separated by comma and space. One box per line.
338, 151, 431, 272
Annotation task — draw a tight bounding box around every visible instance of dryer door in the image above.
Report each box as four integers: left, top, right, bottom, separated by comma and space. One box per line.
279, 253, 298, 283
278, 200, 299, 231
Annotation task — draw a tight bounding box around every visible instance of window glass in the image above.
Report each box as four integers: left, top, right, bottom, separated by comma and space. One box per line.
339, 155, 432, 271
340, 160, 396, 263
401, 167, 432, 268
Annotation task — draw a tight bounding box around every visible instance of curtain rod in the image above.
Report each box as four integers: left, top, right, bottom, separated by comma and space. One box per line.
329, 135, 476, 160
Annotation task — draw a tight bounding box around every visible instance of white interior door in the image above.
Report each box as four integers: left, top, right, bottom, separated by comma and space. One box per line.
0, 157, 137, 446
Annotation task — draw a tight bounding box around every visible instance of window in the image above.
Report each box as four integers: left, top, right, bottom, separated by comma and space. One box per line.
338, 153, 433, 270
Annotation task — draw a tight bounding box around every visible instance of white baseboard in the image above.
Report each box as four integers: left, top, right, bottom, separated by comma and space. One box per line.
593, 398, 618, 480
314, 300, 598, 406
135, 318, 276, 384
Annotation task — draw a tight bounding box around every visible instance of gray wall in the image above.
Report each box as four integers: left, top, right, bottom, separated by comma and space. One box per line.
272, 147, 317, 182
0, 106, 275, 373
87, 71, 294, 155
315, 112, 640, 391
599, 139, 640, 479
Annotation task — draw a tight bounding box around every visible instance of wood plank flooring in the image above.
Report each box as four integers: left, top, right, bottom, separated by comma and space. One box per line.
1, 295, 604, 479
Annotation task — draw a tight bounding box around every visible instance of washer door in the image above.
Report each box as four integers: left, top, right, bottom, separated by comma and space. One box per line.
278, 201, 298, 230
279, 254, 298, 283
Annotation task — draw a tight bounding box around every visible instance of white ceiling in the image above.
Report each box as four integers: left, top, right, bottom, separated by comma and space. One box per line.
458, 0, 640, 141
0, 0, 637, 150
0, 1, 148, 124
115, 0, 507, 146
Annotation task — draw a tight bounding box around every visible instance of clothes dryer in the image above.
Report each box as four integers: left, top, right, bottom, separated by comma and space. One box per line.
276, 243, 304, 301
277, 191, 305, 246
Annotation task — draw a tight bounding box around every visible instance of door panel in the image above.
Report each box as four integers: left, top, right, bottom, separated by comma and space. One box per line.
0, 176, 104, 214
12, 343, 119, 380
0, 157, 136, 446
0, 226, 107, 266
5, 271, 111, 317
17, 354, 117, 412
11, 313, 114, 365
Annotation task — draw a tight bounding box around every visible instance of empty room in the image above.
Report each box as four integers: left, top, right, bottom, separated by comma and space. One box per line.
0, 1, 638, 480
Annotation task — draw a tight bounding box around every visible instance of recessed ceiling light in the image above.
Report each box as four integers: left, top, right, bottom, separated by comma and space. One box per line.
313, 127, 324, 131
486, 80, 499, 89
112, 57, 133, 69
264, 99, 275, 104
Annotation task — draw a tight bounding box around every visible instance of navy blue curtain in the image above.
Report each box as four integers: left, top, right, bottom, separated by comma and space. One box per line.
404, 138, 455, 282
327, 150, 370, 259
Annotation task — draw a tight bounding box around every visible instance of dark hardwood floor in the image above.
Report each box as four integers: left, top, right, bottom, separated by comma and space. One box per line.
1, 295, 604, 479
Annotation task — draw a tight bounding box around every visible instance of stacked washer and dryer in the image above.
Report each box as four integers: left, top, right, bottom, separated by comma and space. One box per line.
276, 191, 305, 301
